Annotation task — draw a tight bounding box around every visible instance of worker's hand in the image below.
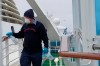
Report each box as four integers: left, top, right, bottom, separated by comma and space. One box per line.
43, 47, 48, 54
6, 32, 13, 37
42, 47, 48, 61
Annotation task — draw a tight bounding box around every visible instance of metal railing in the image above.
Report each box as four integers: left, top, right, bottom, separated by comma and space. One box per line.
1, 39, 65, 66
2, 39, 23, 66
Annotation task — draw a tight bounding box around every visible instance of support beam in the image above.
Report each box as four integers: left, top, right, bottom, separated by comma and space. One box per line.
27, 0, 60, 41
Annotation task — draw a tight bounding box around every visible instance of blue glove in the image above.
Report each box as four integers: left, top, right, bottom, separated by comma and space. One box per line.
6, 32, 13, 37
43, 47, 48, 54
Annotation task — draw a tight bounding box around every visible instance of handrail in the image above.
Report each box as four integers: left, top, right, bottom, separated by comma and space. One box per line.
2, 37, 63, 66
59, 51, 100, 60
3, 49, 22, 59
3, 44, 17, 50
6, 57, 19, 66
2, 38, 23, 66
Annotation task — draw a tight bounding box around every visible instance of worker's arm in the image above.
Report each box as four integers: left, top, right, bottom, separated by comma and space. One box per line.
40, 23, 48, 48
12, 24, 25, 39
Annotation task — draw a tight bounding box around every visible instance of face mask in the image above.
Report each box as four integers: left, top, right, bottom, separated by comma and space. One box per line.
25, 18, 30, 24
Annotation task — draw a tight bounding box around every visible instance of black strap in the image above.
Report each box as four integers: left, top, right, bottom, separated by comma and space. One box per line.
11, 26, 15, 33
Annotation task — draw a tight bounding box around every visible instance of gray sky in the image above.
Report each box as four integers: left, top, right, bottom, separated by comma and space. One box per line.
13, 0, 73, 31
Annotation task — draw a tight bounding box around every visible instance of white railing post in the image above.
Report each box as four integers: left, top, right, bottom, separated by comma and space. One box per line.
0, 39, 3, 66
48, 40, 52, 66
0, 0, 4, 65
59, 57, 62, 66
0, 31, 3, 66
5, 40, 9, 66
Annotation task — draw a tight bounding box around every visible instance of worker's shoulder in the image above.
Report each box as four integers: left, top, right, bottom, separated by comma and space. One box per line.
36, 21, 44, 26
37, 21, 42, 24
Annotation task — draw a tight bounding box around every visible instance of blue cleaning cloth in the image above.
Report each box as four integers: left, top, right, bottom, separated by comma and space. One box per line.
6, 32, 13, 37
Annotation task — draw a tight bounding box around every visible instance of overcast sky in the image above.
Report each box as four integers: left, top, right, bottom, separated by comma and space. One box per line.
13, 0, 73, 31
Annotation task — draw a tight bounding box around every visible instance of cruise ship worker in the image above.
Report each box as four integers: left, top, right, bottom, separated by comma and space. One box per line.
6, 9, 48, 66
